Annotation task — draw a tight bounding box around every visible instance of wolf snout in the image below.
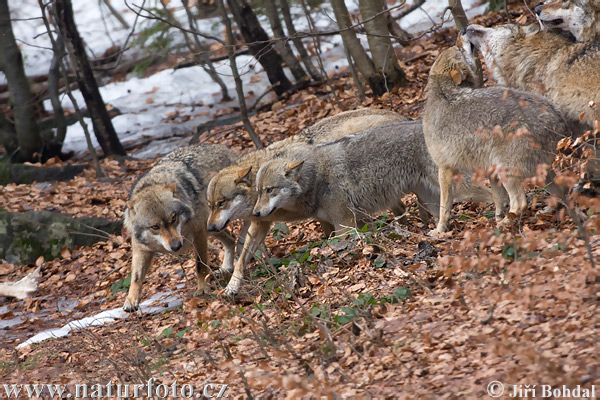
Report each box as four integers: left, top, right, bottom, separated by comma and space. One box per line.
170, 240, 183, 251
534, 2, 543, 15
207, 224, 218, 232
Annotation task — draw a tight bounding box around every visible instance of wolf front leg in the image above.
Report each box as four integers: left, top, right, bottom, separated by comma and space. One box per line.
209, 229, 237, 275
124, 245, 154, 312
194, 227, 211, 295
224, 220, 272, 296
434, 166, 455, 234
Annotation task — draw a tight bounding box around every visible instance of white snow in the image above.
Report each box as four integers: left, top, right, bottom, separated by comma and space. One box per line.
16, 287, 184, 349
4, 0, 486, 159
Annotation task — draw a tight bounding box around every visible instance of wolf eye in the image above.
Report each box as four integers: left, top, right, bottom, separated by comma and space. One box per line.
217, 200, 225, 208
151, 224, 160, 231
171, 214, 177, 223
266, 187, 274, 194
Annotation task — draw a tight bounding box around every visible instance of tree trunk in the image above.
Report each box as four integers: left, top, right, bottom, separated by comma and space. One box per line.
216, 0, 263, 149
48, 36, 67, 145
278, 0, 321, 81
359, 0, 406, 88
226, 0, 293, 96
329, 0, 387, 95
449, 0, 483, 86
180, 0, 232, 101
0, 110, 18, 156
0, 0, 42, 162
53, 0, 126, 157
263, 0, 308, 83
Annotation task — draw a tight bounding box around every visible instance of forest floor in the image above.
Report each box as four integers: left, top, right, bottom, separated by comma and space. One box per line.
1, 7, 599, 399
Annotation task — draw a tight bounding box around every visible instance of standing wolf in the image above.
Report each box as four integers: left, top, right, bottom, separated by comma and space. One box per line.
206, 109, 409, 295
462, 23, 600, 128
123, 144, 238, 312
535, 0, 600, 42
423, 37, 570, 233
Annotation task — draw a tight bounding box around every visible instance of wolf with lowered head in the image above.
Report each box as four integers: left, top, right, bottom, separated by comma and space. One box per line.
123, 144, 238, 312
205, 109, 409, 295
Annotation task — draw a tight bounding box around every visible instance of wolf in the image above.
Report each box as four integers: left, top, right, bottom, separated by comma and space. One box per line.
123, 143, 238, 312
207, 108, 408, 231
206, 109, 409, 295
535, 0, 600, 42
422, 37, 571, 233
462, 23, 600, 128
206, 109, 409, 234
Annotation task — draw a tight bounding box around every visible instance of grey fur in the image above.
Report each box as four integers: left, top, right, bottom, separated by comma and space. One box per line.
123, 143, 239, 312
423, 43, 571, 233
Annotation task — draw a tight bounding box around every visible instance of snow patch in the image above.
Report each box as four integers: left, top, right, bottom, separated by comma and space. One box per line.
16, 288, 184, 349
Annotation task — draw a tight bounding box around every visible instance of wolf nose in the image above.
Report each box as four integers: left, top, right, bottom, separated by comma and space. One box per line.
534, 3, 542, 14
170, 240, 183, 252
460, 28, 466, 35
253, 210, 261, 217
207, 224, 217, 232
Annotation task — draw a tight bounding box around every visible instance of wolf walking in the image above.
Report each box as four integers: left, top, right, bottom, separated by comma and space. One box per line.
206, 109, 409, 295
123, 143, 238, 312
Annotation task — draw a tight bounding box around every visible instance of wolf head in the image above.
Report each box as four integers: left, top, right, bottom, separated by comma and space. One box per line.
427, 42, 479, 90
125, 183, 192, 253
253, 160, 304, 218
535, 0, 599, 42
462, 23, 540, 84
206, 166, 256, 231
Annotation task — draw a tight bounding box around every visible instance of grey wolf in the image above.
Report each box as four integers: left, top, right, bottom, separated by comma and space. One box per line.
206, 109, 408, 232
123, 144, 238, 312
423, 39, 570, 233
206, 109, 408, 295
535, 0, 600, 42
463, 23, 600, 128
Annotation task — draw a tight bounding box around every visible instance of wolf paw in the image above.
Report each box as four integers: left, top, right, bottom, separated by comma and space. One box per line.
123, 297, 139, 312
212, 267, 233, 280
193, 286, 210, 297
223, 276, 242, 297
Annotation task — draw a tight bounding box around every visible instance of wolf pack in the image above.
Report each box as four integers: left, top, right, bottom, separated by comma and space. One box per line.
121, 0, 600, 311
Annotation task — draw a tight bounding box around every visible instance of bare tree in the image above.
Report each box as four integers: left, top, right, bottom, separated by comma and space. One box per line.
278, 0, 321, 81
330, 0, 387, 95
0, 0, 42, 162
53, 0, 126, 157
359, 0, 406, 89
216, 0, 263, 149
449, 0, 483, 85
263, 0, 308, 83
179, 0, 232, 101
227, 0, 292, 95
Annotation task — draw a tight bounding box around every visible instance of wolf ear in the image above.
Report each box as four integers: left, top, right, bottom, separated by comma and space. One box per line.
284, 161, 304, 180
523, 23, 540, 36
166, 182, 177, 195
127, 200, 136, 215
450, 69, 463, 85
235, 166, 252, 185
